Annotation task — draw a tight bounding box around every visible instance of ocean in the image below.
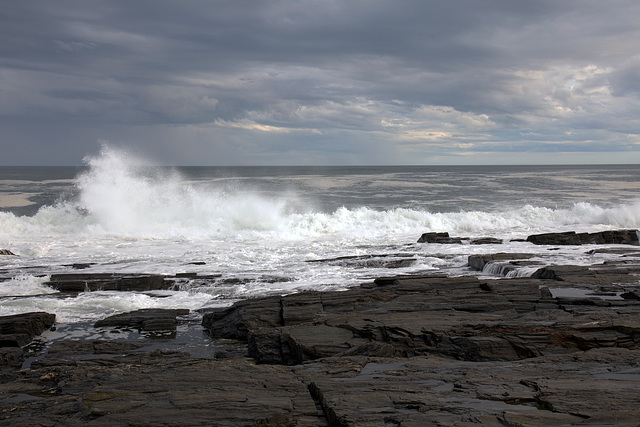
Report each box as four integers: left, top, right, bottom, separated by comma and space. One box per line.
1, 147, 640, 327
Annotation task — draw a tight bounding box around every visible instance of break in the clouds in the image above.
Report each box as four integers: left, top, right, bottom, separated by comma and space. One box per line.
1, 0, 639, 165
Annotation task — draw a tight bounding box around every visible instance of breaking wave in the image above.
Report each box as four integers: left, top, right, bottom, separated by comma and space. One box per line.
1, 146, 640, 240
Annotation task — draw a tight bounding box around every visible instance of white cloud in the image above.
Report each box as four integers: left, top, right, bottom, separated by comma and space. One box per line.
214, 119, 321, 134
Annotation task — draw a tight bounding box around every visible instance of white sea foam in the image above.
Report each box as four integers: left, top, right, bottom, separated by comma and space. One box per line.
0, 274, 56, 297
0, 289, 217, 323
1, 146, 640, 242
2, 147, 640, 324
2, 190, 640, 243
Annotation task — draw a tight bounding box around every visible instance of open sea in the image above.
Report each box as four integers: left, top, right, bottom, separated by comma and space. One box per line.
1, 148, 640, 328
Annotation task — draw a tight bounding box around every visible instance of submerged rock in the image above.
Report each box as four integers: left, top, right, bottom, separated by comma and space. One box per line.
95, 308, 190, 332
467, 253, 534, 272
470, 237, 503, 245
307, 253, 416, 268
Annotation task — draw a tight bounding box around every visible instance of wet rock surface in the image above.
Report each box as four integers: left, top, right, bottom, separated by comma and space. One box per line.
526, 229, 640, 246
94, 308, 191, 332
0, 312, 56, 384
307, 254, 418, 269
205, 266, 640, 365
417, 232, 503, 245
416, 229, 640, 246
300, 348, 640, 426
44, 273, 171, 293
200, 250, 640, 424
0, 312, 56, 348
2, 349, 327, 426
2, 242, 640, 425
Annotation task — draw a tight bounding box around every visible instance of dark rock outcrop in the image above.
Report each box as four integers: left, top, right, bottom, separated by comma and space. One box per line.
0, 249, 16, 256
4, 253, 640, 425
203, 271, 640, 365
44, 273, 170, 292
202, 296, 283, 340
3, 339, 639, 425
418, 229, 640, 246
417, 232, 503, 244
527, 229, 640, 245
417, 232, 463, 244
0, 312, 56, 381
0, 312, 56, 348
201, 265, 640, 424
0, 347, 24, 368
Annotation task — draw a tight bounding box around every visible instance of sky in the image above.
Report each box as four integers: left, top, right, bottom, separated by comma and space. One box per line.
1, 0, 640, 166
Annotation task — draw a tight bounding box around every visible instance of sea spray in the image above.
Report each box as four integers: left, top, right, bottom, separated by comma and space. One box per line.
2, 157, 640, 323
2, 188, 640, 242
75, 146, 295, 237
2, 147, 640, 241
0, 274, 56, 297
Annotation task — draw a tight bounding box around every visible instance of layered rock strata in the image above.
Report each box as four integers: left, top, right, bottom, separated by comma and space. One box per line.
2, 243, 640, 425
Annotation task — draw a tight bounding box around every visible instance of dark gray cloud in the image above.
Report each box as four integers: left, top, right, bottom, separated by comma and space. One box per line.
1, 0, 639, 165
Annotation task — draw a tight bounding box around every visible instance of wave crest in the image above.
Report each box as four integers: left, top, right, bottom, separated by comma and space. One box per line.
2, 146, 640, 240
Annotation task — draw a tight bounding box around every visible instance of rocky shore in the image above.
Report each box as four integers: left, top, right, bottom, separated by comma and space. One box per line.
1, 230, 640, 425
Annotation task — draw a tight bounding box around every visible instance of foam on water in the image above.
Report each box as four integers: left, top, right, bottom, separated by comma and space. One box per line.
0, 289, 218, 323
1, 147, 640, 323
0, 274, 56, 297
1, 147, 640, 242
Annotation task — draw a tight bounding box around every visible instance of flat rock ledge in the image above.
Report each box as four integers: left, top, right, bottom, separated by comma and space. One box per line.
527, 229, 640, 245
417, 229, 640, 246
200, 261, 640, 425
44, 273, 171, 293
3, 254, 640, 425
417, 232, 503, 244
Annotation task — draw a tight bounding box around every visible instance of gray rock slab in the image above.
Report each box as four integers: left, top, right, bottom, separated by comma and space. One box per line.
527, 229, 640, 245
5, 252, 640, 425
296, 348, 640, 426
0, 312, 56, 348
206, 273, 640, 364
0, 347, 327, 426
44, 273, 170, 293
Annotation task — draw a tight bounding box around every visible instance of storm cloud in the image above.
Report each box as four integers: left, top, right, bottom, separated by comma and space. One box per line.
1, 0, 639, 165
